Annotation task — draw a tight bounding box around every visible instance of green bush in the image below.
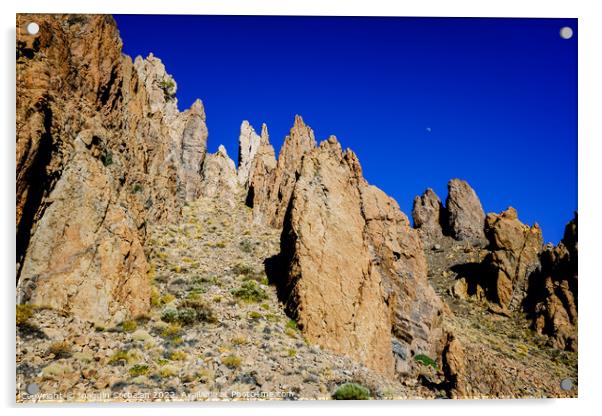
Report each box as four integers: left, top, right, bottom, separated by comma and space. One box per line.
121, 320, 137, 332
101, 150, 113, 167
128, 364, 149, 377
16, 304, 34, 327
239, 239, 253, 253
160, 300, 217, 326
231, 281, 267, 303
332, 382, 371, 400
180, 298, 217, 324
161, 308, 179, 323
222, 354, 241, 368
414, 353, 438, 369
232, 263, 255, 276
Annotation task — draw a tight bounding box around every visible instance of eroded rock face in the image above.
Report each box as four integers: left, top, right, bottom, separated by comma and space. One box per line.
527, 214, 577, 351
412, 188, 444, 240
246, 115, 316, 228
274, 136, 445, 377
442, 334, 466, 398
16, 15, 207, 323
237, 120, 266, 187
483, 207, 543, 312
199, 145, 238, 206
446, 179, 486, 242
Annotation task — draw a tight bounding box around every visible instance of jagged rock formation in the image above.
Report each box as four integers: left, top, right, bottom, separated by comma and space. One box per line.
275, 137, 396, 376
237, 121, 268, 187
246, 115, 316, 228
264, 135, 445, 377
527, 214, 577, 351
445, 179, 486, 242
482, 208, 543, 313
412, 188, 444, 240
199, 145, 238, 206
16, 15, 207, 323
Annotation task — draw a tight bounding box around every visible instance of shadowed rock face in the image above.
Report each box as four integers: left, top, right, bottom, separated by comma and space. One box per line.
446, 179, 486, 242
16, 15, 207, 323
527, 214, 577, 351
483, 207, 543, 312
246, 115, 316, 228
270, 136, 445, 377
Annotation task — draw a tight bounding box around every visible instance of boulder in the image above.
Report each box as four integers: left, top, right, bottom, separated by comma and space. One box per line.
446, 179, 486, 242
412, 188, 444, 239
482, 207, 543, 312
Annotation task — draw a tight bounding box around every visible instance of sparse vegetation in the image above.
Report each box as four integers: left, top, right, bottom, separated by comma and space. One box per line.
169, 351, 187, 361
101, 150, 113, 167
231, 335, 248, 346
248, 311, 262, 320
222, 354, 242, 369
128, 364, 150, 377
239, 239, 253, 253
332, 382, 371, 400
158, 79, 176, 101
414, 353, 438, 369
160, 299, 217, 326
16, 304, 34, 327
121, 320, 137, 332
287, 348, 297, 357
231, 280, 267, 303
47, 341, 72, 359
108, 350, 139, 365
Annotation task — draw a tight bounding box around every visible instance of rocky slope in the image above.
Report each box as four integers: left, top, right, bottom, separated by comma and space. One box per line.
412, 182, 577, 397
16, 14, 577, 402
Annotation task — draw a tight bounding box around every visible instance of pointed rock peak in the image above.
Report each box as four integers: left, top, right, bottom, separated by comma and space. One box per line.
412, 187, 444, 239
240, 119, 252, 131
293, 114, 305, 128
237, 121, 262, 185
189, 99, 205, 118
217, 144, 229, 158
261, 123, 269, 142
319, 135, 341, 150
501, 206, 518, 220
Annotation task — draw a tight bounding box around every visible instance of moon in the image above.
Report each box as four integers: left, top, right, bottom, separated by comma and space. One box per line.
559, 26, 573, 40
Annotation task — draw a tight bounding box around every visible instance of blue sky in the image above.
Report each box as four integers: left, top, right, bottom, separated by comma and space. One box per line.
114, 15, 577, 244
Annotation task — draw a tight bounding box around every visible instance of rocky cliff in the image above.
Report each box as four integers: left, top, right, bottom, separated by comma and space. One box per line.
16, 14, 208, 324
243, 128, 447, 377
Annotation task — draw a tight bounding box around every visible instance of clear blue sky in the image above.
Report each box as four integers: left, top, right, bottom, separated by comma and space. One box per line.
114, 15, 577, 244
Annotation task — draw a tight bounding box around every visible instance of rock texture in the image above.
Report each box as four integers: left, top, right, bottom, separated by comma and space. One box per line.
446, 179, 486, 242
16, 15, 207, 323
441, 334, 466, 398
199, 145, 238, 206
237, 121, 267, 187
482, 207, 543, 313
527, 214, 578, 351
246, 115, 316, 228
272, 136, 445, 377
412, 188, 444, 239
